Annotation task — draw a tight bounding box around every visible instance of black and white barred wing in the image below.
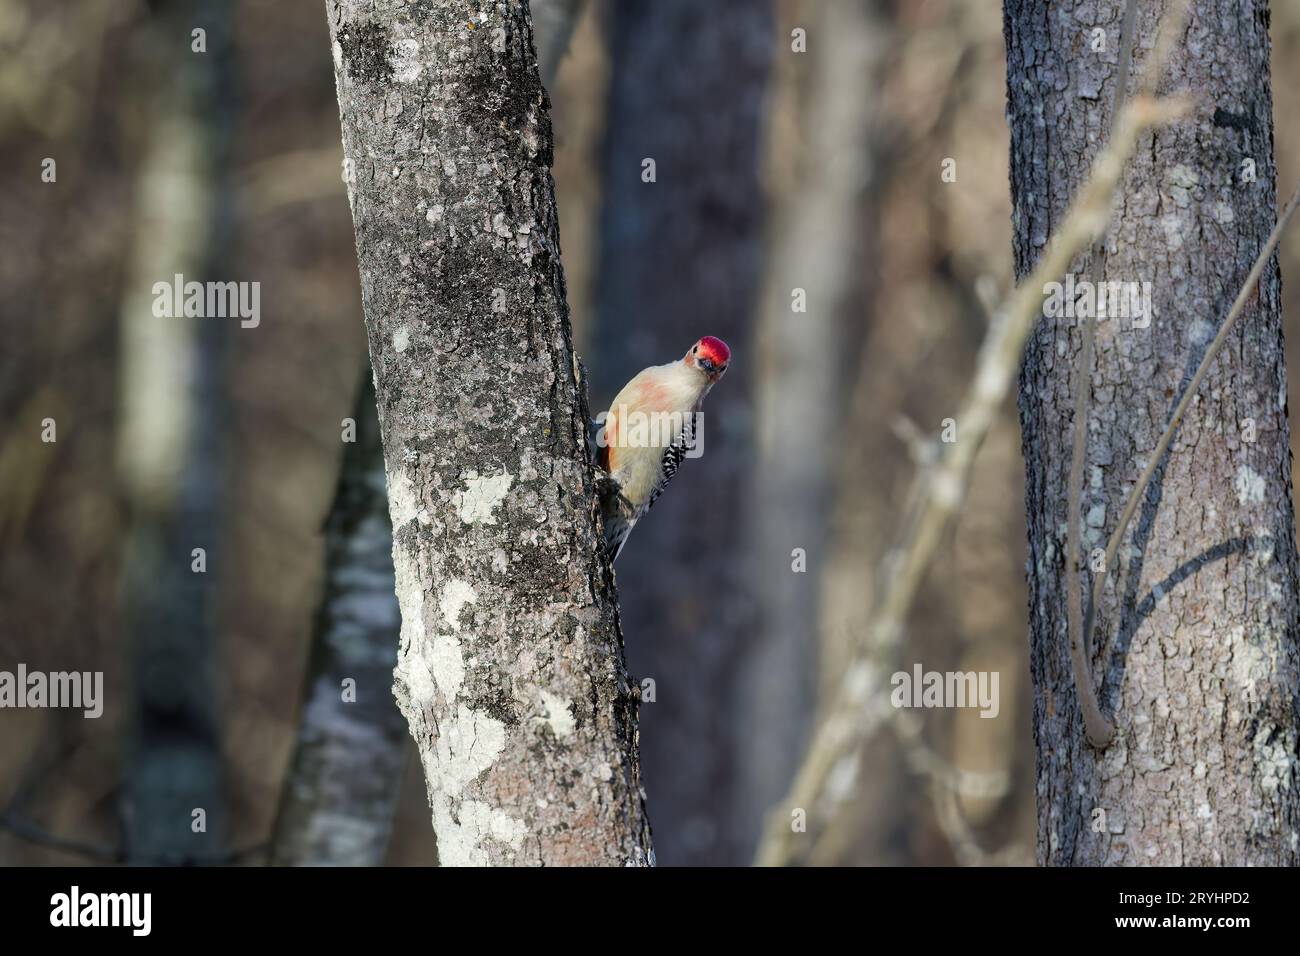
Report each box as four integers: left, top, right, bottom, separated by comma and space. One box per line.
646, 411, 700, 512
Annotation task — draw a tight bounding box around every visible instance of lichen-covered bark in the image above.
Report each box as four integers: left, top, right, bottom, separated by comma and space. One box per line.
592, 0, 772, 867
270, 375, 409, 866
1006, 0, 1300, 864
325, 0, 652, 866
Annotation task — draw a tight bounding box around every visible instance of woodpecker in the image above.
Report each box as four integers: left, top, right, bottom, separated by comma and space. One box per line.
596, 336, 731, 562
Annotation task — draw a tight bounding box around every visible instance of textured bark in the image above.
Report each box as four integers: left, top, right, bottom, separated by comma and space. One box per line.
270, 375, 408, 866
733, 0, 886, 859
1006, 0, 1300, 864
118, 0, 235, 863
592, 0, 772, 867
325, 0, 653, 866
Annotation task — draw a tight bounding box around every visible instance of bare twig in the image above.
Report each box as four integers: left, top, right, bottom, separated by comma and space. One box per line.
1084, 178, 1300, 680
1067, 0, 1187, 750
754, 89, 1190, 867
0, 812, 267, 865
929, 781, 1031, 867
802, 695, 1012, 865
1064, 0, 1140, 748
0, 813, 122, 863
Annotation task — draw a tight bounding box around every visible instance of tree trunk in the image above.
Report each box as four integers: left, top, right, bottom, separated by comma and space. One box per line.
733, 0, 886, 860
118, 0, 235, 864
531, 0, 585, 86
325, 0, 653, 866
1006, 0, 1300, 864
270, 374, 409, 866
591, 0, 772, 867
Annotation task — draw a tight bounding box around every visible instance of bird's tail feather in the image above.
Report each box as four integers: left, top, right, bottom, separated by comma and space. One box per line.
604, 516, 634, 563
597, 477, 636, 564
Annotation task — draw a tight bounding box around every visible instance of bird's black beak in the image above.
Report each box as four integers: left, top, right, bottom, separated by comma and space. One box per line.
699, 357, 716, 374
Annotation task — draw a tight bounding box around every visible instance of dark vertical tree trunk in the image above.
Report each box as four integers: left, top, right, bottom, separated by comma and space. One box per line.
119, 0, 236, 864
270, 374, 408, 866
325, 0, 653, 866
531, 0, 585, 85
1006, 0, 1300, 864
591, 0, 773, 867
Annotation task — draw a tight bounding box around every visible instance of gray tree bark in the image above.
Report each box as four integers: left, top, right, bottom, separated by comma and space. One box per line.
1006, 0, 1300, 864
272, 4, 583, 867
325, 0, 653, 866
270, 374, 409, 866
591, 0, 772, 867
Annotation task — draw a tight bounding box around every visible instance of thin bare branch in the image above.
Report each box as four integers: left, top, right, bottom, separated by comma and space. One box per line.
753, 89, 1190, 867
1066, 0, 1189, 750
1084, 178, 1300, 680
0, 812, 267, 866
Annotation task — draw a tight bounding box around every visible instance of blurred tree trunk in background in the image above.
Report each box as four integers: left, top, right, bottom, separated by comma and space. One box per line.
532, 0, 585, 85
270, 375, 408, 866
326, 0, 653, 866
1006, 0, 1300, 864
591, 0, 772, 867
733, 0, 887, 860
117, 0, 235, 863
810, 1, 1032, 867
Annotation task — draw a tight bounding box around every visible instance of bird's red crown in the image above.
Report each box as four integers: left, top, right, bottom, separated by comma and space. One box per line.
696, 336, 731, 366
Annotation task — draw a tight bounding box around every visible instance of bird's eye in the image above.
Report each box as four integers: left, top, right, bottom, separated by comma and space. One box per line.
692, 346, 698, 353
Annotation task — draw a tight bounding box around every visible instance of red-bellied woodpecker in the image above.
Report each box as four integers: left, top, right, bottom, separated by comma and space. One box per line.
596, 336, 731, 562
